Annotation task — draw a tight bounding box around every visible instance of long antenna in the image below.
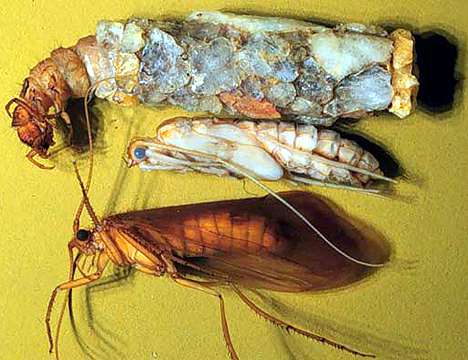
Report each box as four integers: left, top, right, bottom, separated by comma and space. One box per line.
143, 143, 386, 268
73, 162, 101, 228
73, 82, 99, 233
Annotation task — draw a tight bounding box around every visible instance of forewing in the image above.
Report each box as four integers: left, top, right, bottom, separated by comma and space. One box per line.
109, 191, 390, 292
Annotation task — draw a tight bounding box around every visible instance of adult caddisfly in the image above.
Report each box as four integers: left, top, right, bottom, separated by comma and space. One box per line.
46, 163, 390, 360
127, 117, 397, 193
6, 11, 418, 168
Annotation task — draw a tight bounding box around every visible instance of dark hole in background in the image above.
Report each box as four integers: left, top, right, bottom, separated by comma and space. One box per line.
57, 97, 100, 150
414, 31, 460, 113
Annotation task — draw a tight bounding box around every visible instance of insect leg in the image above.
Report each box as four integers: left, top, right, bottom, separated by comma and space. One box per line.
230, 284, 375, 358
5, 97, 37, 120
46, 254, 109, 354
171, 275, 239, 360
26, 149, 55, 169
289, 174, 385, 195
4, 97, 19, 118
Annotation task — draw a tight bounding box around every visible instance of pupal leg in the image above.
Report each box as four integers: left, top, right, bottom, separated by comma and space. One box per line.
289, 174, 384, 195
230, 284, 376, 358
133, 141, 230, 176
46, 254, 109, 354
26, 149, 54, 169
171, 274, 239, 360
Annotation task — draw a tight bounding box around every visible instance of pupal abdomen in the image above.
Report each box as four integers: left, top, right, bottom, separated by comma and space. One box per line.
144, 117, 386, 186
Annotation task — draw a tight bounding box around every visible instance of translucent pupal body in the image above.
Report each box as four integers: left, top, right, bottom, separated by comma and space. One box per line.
128, 117, 393, 190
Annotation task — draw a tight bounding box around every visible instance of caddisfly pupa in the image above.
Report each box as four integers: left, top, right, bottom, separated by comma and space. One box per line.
127, 117, 399, 193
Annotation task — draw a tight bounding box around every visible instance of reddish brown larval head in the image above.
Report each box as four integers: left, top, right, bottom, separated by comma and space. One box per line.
8, 101, 55, 154
15, 119, 54, 155
6, 50, 75, 168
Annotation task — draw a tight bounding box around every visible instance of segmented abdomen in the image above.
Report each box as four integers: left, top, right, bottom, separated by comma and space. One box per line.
156, 117, 382, 186
162, 210, 285, 258
237, 120, 382, 184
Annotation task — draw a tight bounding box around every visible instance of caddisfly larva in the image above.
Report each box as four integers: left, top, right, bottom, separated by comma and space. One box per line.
6, 11, 418, 167
127, 117, 394, 192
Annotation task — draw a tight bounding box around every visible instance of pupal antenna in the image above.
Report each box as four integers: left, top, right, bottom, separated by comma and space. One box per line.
219, 160, 387, 268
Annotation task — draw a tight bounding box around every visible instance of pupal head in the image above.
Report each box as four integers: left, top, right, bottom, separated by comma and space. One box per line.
126, 138, 150, 167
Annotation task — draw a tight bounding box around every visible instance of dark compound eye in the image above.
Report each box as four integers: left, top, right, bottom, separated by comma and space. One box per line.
76, 229, 90, 241
133, 147, 146, 160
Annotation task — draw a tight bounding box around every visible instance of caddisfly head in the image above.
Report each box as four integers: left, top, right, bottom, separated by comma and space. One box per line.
8, 100, 54, 156
16, 120, 54, 156
71, 228, 100, 255
126, 139, 148, 167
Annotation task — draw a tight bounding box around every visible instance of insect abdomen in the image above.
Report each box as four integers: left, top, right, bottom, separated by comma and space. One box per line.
162, 210, 285, 258
151, 117, 383, 186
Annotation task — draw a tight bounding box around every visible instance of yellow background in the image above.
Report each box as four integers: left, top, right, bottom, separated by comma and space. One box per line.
0, 1, 467, 359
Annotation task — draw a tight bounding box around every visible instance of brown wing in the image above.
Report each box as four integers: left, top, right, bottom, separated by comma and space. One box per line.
108, 191, 390, 292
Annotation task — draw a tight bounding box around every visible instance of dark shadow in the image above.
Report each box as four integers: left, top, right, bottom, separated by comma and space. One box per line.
328, 124, 420, 203
56, 98, 101, 151
414, 31, 461, 114
69, 266, 136, 360
333, 125, 403, 179
49, 98, 108, 170
247, 289, 427, 360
